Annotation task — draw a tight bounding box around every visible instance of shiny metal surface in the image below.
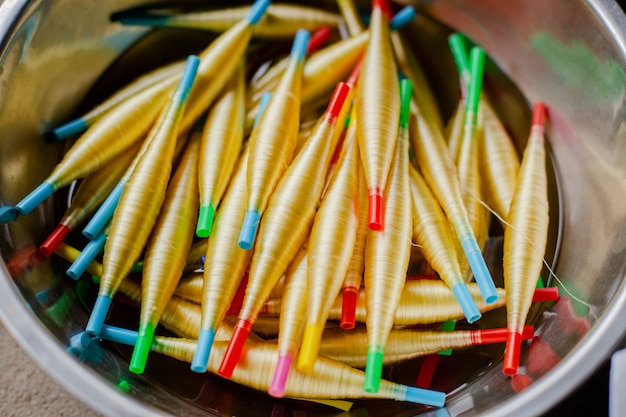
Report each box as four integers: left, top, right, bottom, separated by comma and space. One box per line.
0, 1, 625, 416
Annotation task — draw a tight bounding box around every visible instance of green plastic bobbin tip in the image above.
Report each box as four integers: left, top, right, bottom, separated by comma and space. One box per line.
129, 323, 156, 374
448, 33, 471, 80
196, 204, 216, 238
466, 47, 486, 116
364, 348, 385, 393
399, 79, 413, 129
117, 379, 131, 393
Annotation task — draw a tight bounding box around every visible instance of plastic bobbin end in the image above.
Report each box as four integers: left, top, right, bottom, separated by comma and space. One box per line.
40, 224, 71, 257
503, 331, 523, 376
389, 6, 416, 31
247, 0, 271, 26
49, 118, 88, 141
340, 287, 359, 330
532, 287, 559, 302
297, 324, 324, 374
196, 205, 216, 238
465, 249, 498, 304
85, 295, 112, 336
451, 283, 481, 323
0, 206, 19, 224
368, 188, 384, 231
118, 15, 168, 27
218, 320, 252, 378
191, 328, 216, 373
325, 82, 351, 123
521, 325, 535, 339
129, 323, 156, 374
16, 182, 55, 215
100, 325, 138, 346
269, 354, 293, 398
306, 26, 332, 55
364, 348, 384, 393
83, 182, 124, 240
403, 386, 446, 407
532, 102, 546, 127
238, 210, 261, 250
67, 232, 106, 280
291, 29, 311, 62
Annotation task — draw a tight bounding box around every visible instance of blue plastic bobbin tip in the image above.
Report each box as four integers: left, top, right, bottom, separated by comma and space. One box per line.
0, 206, 18, 224
100, 325, 138, 347
83, 182, 124, 240
51, 118, 88, 141
464, 248, 498, 305
238, 210, 261, 250
15, 182, 55, 215
404, 386, 446, 408
291, 29, 311, 62
67, 236, 106, 280
247, 0, 271, 26
253, 93, 272, 129
118, 14, 169, 27
191, 328, 216, 373
86, 295, 113, 335
389, 6, 416, 31
451, 283, 481, 323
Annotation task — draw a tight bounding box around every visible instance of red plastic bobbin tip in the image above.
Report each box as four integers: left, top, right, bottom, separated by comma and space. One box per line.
503, 331, 523, 375
39, 224, 71, 257
217, 320, 252, 379
306, 26, 332, 55
368, 188, 384, 231
531, 102, 546, 127
340, 287, 359, 330
532, 287, 559, 303
326, 82, 351, 121
521, 325, 535, 339
373, 0, 393, 19
473, 325, 535, 345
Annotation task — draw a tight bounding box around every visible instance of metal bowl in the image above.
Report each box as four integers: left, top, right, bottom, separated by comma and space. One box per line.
1, 1, 625, 416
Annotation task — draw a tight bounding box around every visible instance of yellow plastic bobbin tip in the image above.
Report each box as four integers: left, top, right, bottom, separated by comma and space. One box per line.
296, 323, 325, 373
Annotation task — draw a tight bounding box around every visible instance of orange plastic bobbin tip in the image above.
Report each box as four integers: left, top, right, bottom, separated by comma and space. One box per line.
532, 102, 546, 127
368, 188, 384, 231
40, 224, 71, 257
217, 320, 253, 379
340, 287, 359, 330
503, 331, 523, 375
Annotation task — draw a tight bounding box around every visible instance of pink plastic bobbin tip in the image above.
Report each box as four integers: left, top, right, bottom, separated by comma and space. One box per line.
269, 355, 293, 398
217, 319, 252, 379
340, 287, 359, 330
368, 188, 384, 231
39, 224, 71, 257
503, 331, 523, 376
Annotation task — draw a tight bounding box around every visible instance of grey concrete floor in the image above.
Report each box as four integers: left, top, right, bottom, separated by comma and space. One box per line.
0, 321, 102, 417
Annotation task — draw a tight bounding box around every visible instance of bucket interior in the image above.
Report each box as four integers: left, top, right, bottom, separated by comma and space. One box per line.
1, 1, 626, 416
